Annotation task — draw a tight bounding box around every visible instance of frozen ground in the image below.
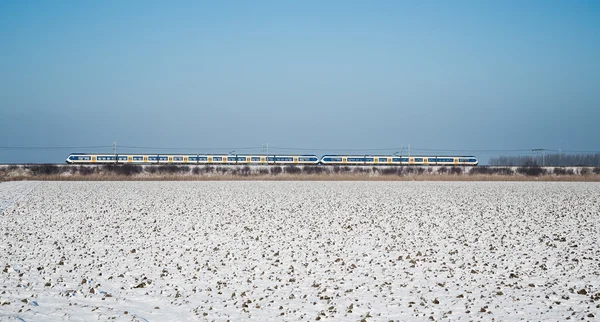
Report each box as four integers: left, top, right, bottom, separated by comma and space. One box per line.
0, 181, 599, 321
0, 181, 39, 214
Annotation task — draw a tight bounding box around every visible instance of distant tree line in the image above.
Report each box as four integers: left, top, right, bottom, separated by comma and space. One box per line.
489, 153, 600, 166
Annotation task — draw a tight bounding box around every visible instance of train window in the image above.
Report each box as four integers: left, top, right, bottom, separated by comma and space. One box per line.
379, 158, 387, 162
414, 158, 423, 162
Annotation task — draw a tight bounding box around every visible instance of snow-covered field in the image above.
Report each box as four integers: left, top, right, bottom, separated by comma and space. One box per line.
1, 181, 599, 321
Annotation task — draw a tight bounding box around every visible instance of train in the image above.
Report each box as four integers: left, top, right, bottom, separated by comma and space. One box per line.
66, 153, 478, 166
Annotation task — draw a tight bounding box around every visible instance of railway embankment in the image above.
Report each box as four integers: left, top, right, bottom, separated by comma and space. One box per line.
1, 164, 599, 181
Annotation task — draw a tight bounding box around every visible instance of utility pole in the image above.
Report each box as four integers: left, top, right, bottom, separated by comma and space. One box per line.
113, 141, 117, 164
531, 149, 534, 163
559, 149, 562, 166
408, 144, 410, 158
262, 143, 269, 164
532, 148, 545, 166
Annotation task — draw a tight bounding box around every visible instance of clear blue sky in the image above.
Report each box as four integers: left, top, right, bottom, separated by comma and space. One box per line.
1, 1, 599, 164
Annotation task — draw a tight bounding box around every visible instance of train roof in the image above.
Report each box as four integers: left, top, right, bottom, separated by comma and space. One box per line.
321, 154, 477, 158
69, 152, 319, 156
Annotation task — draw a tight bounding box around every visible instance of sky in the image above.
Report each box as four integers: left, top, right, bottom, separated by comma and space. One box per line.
1, 1, 599, 164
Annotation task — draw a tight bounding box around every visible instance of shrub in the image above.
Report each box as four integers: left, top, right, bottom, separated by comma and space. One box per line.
469, 167, 488, 175
580, 167, 590, 176
593, 167, 600, 175
553, 167, 566, 175
517, 161, 545, 176
470, 167, 516, 175
353, 167, 369, 174
381, 167, 398, 175
270, 166, 283, 176
438, 166, 448, 174
304, 165, 325, 174
242, 166, 252, 176
285, 165, 302, 174
496, 167, 514, 175
233, 166, 251, 176
157, 165, 183, 174
30, 164, 62, 176
258, 168, 269, 175
416, 167, 425, 175
104, 165, 142, 176
216, 167, 228, 174
332, 166, 340, 174
192, 166, 201, 175
78, 166, 95, 176
203, 165, 214, 173
396, 166, 404, 176
449, 167, 463, 175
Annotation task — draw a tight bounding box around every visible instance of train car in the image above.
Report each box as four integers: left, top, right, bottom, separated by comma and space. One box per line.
66, 153, 320, 165
320, 155, 478, 166
66, 153, 476, 166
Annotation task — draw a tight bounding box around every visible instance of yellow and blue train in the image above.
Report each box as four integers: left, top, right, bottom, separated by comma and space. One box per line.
66, 153, 478, 166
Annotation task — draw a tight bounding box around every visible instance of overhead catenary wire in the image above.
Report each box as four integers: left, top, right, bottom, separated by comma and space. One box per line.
1, 145, 599, 155
0, 146, 113, 150
118, 145, 263, 151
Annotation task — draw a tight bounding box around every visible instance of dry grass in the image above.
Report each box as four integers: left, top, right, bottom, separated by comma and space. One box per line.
3, 173, 600, 182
